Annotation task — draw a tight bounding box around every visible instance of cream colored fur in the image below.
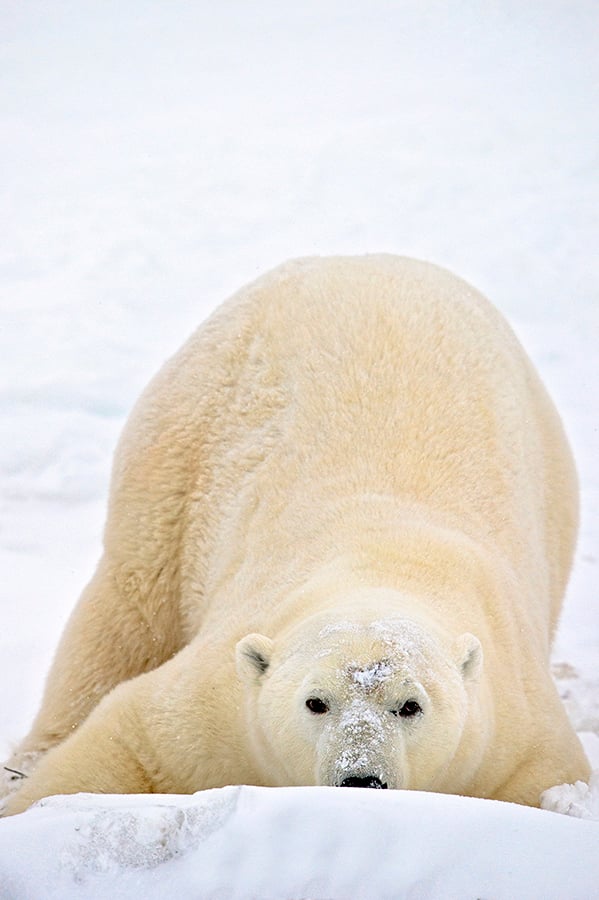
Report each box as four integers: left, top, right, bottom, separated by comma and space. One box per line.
2, 255, 589, 815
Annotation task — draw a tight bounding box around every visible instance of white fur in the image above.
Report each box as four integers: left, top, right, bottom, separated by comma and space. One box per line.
1, 255, 589, 814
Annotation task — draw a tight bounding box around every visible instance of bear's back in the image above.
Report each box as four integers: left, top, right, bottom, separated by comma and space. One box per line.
106, 256, 578, 638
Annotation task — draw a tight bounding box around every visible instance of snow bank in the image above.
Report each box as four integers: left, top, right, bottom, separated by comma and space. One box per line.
1, 786, 598, 899
542, 769, 599, 820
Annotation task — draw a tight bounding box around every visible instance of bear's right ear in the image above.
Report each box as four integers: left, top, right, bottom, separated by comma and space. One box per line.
236, 634, 274, 683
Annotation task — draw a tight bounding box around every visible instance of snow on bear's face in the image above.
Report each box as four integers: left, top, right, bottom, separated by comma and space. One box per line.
236, 616, 483, 791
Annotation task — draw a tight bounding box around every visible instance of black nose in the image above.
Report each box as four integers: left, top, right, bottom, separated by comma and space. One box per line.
339, 776, 388, 789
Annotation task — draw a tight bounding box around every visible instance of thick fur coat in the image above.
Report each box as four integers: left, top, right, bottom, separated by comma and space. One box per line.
2, 255, 589, 814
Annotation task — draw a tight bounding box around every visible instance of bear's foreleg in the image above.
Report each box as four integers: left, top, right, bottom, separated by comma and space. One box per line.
490, 700, 591, 807
3, 555, 184, 793
1, 678, 158, 817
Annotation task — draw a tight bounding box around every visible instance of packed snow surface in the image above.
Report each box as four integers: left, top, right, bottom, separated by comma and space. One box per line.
1, 0, 598, 897
1, 786, 599, 900
542, 769, 599, 820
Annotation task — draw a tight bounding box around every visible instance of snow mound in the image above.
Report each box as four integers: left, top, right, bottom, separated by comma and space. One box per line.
541, 769, 599, 820
1, 786, 598, 899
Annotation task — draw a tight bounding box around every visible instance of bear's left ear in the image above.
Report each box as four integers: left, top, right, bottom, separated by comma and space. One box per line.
454, 633, 483, 683
236, 634, 274, 683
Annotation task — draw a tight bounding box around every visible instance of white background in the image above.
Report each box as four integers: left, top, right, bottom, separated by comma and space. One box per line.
0, 2, 597, 894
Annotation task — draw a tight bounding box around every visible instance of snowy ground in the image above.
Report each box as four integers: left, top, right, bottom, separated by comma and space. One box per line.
0, 1, 598, 896
1, 785, 599, 900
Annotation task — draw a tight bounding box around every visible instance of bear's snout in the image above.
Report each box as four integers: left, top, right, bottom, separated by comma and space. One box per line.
339, 775, 388, 789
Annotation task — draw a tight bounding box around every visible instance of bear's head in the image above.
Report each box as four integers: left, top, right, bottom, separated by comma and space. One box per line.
236, 610, 483, 791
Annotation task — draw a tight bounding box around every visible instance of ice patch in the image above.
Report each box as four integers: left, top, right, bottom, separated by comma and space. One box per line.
351, 660, 394, 689
540, 770, 599, 821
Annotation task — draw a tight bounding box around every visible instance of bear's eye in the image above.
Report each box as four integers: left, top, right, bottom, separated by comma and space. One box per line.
392, 700, 422, 718
306, 697, 329, 714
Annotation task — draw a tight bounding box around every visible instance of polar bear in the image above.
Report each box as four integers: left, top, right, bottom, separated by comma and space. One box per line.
1, 255, 590, 815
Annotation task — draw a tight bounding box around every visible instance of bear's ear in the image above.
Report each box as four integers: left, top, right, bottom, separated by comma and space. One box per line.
454, 633, 483, 683
236, 634, 274, 683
